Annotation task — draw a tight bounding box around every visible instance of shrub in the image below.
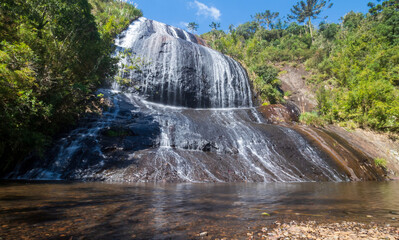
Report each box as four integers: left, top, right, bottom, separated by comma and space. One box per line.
299, 112, 325, 126
374, 158, 387, 168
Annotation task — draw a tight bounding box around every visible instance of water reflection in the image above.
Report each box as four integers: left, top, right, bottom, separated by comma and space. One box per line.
0, 181, 398, 239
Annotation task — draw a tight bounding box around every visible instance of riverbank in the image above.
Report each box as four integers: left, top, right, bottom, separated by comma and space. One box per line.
243, 221, 399, 240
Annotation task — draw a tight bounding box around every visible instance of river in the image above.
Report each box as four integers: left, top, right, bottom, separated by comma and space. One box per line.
1, 181, 398, 239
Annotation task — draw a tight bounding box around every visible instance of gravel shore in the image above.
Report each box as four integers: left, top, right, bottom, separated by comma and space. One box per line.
244, 221, 399, 240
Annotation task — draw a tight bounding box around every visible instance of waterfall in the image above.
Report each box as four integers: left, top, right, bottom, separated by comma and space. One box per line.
7, 18, 380, 182
115, 17, 253, 108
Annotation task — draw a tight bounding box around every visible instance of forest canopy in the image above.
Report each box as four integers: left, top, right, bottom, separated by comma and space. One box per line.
0, 0, 142, 173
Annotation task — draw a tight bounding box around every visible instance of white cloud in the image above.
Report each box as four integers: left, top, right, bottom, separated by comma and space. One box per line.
190, 1, 221, 20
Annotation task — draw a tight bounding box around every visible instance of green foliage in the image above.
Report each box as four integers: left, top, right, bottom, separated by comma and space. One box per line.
209, 22, 221, 30
235, 22, 259, 39
310, 0, 399, 132
299, 112, 325, 126
316, 86, 333, 118
318, 22, 339, 40
103, 127, 132, 137
288, 0, 333, 40
0, 0, 141, 173
89, 0, 142, 43
252, 65, 279, 85
288, 0, 333, 23
202, 0, 398, 133
116, 49, 149, 88
187, 22, 199, 33
341, 11, 365, 30
202, 18, 314, 105
374, 157, 388, 168
252, 10, 280, 30
249, 64, 281, 103
368, 0, 399, 16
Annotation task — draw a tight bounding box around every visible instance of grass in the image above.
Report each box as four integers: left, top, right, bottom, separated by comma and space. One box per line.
374, 158, 387, 169
262, 102, 270, 106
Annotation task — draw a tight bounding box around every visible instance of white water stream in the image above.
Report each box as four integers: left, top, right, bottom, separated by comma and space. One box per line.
9, 18, 349, 182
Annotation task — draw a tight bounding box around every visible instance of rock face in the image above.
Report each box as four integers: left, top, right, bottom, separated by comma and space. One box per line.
6, 18, 384, 182
257, 103, 300, 124
116, 17, 253, 108
278, 64, 317, 112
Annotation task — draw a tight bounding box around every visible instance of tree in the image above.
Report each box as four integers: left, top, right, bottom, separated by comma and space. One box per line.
187, 22, 199, 33
0, 0, 142, 174
274, 17, 288, 30
252, 10, 279, 30
368, 0, 399, 15
209, 22, 220, 30
341, 11, 364, 30
288, 0, 333, 41
228, 24, 235, 33
209, 22, 221, 41
368, 0, 399, 44
236, 21, 258, 39
319, 21, 339, 40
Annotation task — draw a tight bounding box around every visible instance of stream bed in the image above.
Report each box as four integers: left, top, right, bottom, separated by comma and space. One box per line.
1, 181, 398, 239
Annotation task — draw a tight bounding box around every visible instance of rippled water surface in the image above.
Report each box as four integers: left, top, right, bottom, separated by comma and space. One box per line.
1, 181, 399, 239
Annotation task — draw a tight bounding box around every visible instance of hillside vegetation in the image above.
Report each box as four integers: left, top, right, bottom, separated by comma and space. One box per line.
202, 0, 399, 133
0, 0, 142, 172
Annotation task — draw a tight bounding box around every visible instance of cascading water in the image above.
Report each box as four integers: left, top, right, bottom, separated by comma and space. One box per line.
7, 18, 380, 182
115, 17, 253, 108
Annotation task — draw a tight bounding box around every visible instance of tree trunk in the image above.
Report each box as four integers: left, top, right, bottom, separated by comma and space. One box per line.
308, 17, 314, 43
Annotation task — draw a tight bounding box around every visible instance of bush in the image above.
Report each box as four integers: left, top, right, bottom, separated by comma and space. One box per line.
252, 65, 279, 85
374, 158, 387, 168
299, 112, 325, 126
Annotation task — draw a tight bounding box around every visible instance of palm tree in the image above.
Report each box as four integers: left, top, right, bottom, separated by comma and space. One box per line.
288, 0, 333, 41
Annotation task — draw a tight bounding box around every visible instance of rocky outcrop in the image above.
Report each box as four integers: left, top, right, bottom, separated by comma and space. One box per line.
325, 126, 399, 179
278, 64, 316, 112
5, 18, 387, 183
291, 125, 385, 181
257, 102, 300, 124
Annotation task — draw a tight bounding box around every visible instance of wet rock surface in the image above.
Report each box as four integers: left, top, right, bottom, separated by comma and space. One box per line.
326, 125, 399, 179
116, 17, 253, 108
8, 91, 357, 182
290, 125, 385, 181
6, 18, 386, 183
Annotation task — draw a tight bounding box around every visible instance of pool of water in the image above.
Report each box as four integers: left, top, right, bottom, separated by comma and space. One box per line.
0, 181, 398, 239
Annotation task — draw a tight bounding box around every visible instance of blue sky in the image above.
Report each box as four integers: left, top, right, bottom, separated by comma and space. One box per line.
132, 0, 372, 34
